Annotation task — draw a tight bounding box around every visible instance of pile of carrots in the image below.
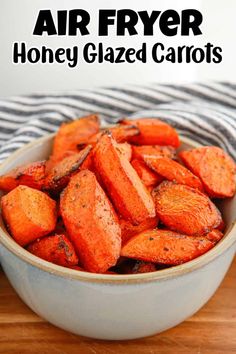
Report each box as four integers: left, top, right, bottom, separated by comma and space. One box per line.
0, 115, 235, 274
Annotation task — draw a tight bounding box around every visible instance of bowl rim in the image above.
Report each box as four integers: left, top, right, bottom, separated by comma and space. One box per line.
0, 134, 235, 284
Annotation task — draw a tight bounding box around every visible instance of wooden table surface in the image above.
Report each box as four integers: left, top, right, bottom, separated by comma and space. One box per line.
0, 258, 235, 354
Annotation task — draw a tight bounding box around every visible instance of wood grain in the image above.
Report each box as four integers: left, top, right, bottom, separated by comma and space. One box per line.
0, 257, 235, 354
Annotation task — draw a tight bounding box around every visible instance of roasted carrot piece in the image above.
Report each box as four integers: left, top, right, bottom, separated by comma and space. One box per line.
109, 125, 140, 143
27, 234, 78, 267
132, 145, 176, 161
114, 259, 156, 274
87, 125, 140, 146
120, 118, 180, 147
199, 147, 236, 198
44, 146, 91, 193
205, 229, 224, 244
121, 229, 214, 265
1, 186, 57, 246
48, 114, 99, 168
179, 146, 236, 198
152, 181, 222, 236
0, 161, 46, 192
132, 261, 157, 273
116, 143, 132, 161
60, 170, 121, 273
179, 148, 204, 175
93, 134, 156, 225
131, 159, 163, 187
120, 216, 158, 245
144, 157, 204, 191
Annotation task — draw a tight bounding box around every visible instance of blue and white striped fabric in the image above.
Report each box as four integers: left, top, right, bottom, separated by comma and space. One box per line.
0, 82, 235, 163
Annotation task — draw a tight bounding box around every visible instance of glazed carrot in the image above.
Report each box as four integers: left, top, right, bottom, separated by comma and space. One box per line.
0, 161, 46, 192
179, 148, 204, 175
144, 157, 204, 190
205, 229, 224, 244
131, 159, 163, 187
179, 146, 236, 198
152, 181, 222, 235
116, 142, 132, 161
60, 170, 121, 273
44, 146, 91, 193
132, 145, 176, 161
87, 125, 140, 146
199, 147, 236, 198
48, 114, 99, 168
93, 134, 156, 225
121, 229, 214, 265
120, 118, 180, 147
1, 186, 57, 246
120, 216, 158, 245
27, 234, 78, 267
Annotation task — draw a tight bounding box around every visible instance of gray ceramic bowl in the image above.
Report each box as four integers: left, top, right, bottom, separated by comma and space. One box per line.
0, 134, 235, 340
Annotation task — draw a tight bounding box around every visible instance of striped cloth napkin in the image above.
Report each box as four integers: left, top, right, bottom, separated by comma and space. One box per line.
0, 82, 235, 163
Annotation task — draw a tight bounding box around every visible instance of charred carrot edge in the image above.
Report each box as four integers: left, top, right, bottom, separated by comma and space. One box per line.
87, 125, 140, 146
44, 146, 92, 193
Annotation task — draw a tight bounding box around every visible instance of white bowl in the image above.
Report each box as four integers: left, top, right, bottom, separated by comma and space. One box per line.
0, 135, 235, 340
